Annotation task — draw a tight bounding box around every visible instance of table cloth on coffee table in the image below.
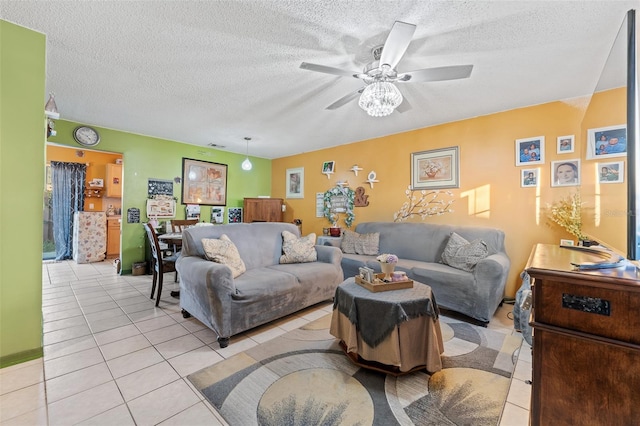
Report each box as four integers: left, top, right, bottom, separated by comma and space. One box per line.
330, 277, 444, 373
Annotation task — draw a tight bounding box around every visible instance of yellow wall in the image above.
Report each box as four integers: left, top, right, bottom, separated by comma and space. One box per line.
272, 92, 627, 297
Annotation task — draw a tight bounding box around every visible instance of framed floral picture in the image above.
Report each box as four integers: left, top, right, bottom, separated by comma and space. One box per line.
411, 146, 459, 190
551, 159, 581, 187
556, 135, 575, 154
587, 124, 627, 159
597, 161, 624, 184
521, 168, 538, 188
181, 158, 227, 206
515, 136, 545, 166
286, 167, 304, 198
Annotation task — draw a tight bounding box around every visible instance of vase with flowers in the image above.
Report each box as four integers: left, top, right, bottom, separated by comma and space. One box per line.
376, 253, 398, 281
547, 192, 593, 245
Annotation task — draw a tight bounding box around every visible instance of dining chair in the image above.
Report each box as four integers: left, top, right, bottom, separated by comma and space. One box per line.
143, 223, 178, 306
170, 219, 199, 232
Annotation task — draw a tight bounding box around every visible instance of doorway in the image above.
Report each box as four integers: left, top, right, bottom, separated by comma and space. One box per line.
44, 144, 123, 261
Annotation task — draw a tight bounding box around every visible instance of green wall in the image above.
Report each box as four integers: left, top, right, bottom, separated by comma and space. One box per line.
0, 21, 46, 366
48, 120, 273, 273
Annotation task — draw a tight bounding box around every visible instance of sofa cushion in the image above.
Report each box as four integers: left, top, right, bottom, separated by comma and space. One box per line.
280, 231, 317, 264
341, 230, 379, 255
441, 232, 490, 272
202, 234, 246, 278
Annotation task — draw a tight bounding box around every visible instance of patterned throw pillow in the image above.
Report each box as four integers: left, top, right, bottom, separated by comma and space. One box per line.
340, 230, 379, 255
354, 232, 380, 255
441, 232, 490, 272
340, 230, 357, 254
280, 231, 317, 264
202, 234, 246, 278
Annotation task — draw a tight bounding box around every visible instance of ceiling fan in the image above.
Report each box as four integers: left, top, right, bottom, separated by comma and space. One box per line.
300, 21, 473, 116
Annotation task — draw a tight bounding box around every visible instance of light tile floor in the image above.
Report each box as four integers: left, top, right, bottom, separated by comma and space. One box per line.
0, 260, 531, 425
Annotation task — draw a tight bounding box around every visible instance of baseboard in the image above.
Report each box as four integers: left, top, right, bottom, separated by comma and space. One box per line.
0, 347, 43, 369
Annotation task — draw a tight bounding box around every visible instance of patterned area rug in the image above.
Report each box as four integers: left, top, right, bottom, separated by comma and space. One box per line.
188, 314, 522, 426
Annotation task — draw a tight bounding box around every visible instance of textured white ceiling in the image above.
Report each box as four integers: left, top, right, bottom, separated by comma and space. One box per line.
1, 1, 636, 159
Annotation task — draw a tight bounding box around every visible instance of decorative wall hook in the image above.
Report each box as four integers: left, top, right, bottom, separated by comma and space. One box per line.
350, 165, 363, 176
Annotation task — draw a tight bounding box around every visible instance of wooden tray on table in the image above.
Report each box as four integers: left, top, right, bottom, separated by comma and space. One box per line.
355, 273, 413, 292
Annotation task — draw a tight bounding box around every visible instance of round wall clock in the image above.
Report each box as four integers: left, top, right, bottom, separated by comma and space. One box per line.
73, 126, 100, 147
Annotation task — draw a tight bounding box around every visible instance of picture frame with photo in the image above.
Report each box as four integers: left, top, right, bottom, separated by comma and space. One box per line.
515, 136, 545, 166
587, 124, 627, 159
556, 135, 575, 154
410, 146, 459, 190
597, 161, 624, 184
322, 161, 335, 174
286, 167, 304, 199
181, 158, 227, 206
551, 159, 581, 187
521, 168, 538, 187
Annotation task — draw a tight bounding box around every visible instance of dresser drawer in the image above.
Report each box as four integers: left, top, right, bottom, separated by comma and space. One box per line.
534, 278, 640, 344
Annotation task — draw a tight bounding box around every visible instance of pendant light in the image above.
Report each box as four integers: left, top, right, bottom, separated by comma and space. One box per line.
241, 137, 253, 171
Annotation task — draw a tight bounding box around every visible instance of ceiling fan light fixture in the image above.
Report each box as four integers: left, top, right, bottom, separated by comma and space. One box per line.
358, 81, 403, 117
241, 137, 252, 171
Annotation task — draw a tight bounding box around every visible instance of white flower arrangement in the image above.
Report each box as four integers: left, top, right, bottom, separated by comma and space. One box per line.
376, 253, 398, 264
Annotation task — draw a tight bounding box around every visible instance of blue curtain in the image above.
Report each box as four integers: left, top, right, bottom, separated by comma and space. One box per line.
52, 161, 86, 260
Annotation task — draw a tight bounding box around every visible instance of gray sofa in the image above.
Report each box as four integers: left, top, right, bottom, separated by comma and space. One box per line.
176, 222, 343, 347
324, 222, 510, 324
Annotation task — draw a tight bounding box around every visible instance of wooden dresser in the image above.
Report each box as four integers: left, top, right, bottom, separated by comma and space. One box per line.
526, 244, 640, 425
243, 198, 283, 223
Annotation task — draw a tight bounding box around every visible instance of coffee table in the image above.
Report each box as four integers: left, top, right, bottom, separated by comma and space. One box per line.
330, 277, 444, 375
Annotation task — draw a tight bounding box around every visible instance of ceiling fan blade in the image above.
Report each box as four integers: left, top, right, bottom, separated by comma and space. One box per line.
395, 97, 412, 113
300, 62, 359, 78
325, 88, 365, 110
379, 21, 416, 69
399, 65, 473, 82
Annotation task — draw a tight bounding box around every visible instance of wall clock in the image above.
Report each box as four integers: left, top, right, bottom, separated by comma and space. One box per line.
73, 126, 100, 147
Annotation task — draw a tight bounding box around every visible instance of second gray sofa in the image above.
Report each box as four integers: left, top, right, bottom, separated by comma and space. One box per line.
323, 222, 510, 324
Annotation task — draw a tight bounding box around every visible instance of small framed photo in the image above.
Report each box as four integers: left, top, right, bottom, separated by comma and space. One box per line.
359, 266, 374, 283
411, 146, 459, 190
551, 159, 581, 187
515, 136, 545, 166
598, 161, 624, 184
286, 167, 304, 199
521, 168, 538, 187
587, 124, 627, 159
322, 161, 335, 173
557, 135, 575, 154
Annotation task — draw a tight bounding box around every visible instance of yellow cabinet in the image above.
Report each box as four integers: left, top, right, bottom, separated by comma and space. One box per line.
105, 164, 122, 197
106, 218, 120, 257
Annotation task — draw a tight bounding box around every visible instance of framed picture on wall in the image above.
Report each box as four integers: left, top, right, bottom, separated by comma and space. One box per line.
515, 136, 545, 166
556, 135, 575, 154
286, 167, 304, 199
521, 168, 539, 187
410, 146, 459, 190
551, 159, 581, 187
181, 158, 228, 206
322, 161, 335, 173
587, 124, 627, 159
597, 161, 624, 184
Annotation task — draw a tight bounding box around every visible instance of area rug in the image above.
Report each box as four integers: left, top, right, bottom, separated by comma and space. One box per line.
188, 314, 522, 426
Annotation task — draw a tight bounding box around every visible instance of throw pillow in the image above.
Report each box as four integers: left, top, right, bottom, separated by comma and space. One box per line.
280, 231, 317, 264
340, 230, 357, 254
441, 232, 490, 272
340, 230, 380, 255
202, 234, 246, 278
354, 232, 380, 255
